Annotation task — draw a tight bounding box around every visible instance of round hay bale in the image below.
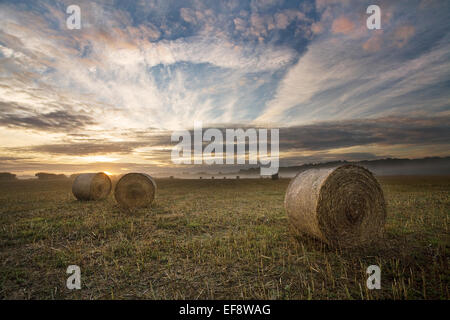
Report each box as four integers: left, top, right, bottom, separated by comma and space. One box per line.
114, 173, 156, 210
284, 165, 386, 248
72, 172, 112, 201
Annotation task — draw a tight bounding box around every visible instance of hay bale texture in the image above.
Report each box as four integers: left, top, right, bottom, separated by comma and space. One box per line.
114, 173, 156, 210
284, 165, 386, 247
72, 172, 112, 201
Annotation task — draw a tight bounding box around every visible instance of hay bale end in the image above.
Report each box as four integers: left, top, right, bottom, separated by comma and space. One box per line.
114, 173, 156, 210
284, 165, 386, 248
72, 172, 112, 201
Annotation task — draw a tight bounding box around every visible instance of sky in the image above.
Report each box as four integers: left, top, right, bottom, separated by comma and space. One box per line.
0, 0, 449, 176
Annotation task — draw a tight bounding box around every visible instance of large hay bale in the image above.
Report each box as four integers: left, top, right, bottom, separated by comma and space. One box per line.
72, 172, 112, 201
114, 173, 156, 210
284, 165, 386, 247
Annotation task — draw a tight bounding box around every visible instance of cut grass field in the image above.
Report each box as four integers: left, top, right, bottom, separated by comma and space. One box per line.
0, 176, 448, 299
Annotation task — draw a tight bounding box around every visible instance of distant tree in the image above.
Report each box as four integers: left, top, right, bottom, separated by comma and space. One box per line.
0, 172, 17, 180
35, 172, 68, 180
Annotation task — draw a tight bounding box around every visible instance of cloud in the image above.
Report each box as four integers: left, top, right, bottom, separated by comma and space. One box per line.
0, 156, 30, 161
172, 115, 450, 154
8, 128, 172, 156
362, 33, 383, 52
394, 25, 415, 48
331, 16, 354, 34
0, 0, 448, 175
25, 141, 147, 156
4, 115, 449, 175
274, 12, 290, 29
256, 1, 450, 125
0, 1, 299, 133
180, 7, 197, 23
0, 102, 96, 131
316, 0, 351, 10
138, 36, 296, 71
311, 22, 324, 35
0, 159, 174, 175
279, 116, 450, 151
233, 17, 247, 32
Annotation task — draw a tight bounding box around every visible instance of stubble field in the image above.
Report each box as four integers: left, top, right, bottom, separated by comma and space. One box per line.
0, 176, 448, 299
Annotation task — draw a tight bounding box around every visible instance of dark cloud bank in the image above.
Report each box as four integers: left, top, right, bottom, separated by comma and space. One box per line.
1, 115, 449, 176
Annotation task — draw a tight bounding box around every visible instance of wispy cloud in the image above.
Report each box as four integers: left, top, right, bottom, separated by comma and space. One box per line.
0, 0, 449, 174
256, 0, 450, 125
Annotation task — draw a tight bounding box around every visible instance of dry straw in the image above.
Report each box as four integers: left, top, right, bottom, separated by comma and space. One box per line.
72, 172, 112, 201
114, 173, 156, 210
284, 165, 386, 248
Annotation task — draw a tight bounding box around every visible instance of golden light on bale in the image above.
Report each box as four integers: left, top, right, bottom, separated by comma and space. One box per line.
284, 165, 386, 248
114, 173, 156, 210
72, 172, 112, 201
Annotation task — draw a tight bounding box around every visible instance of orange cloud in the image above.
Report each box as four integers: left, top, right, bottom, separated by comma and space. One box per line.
331, 16, 354, 34
311, 22, 324, 35
394, 25, 415, 48
275, 12, 289, 29
363, 34, 383, 52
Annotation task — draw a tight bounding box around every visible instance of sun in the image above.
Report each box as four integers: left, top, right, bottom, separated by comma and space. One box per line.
103, 171, 112, 176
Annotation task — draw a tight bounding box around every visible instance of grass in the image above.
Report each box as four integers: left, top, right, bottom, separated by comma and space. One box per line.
0, 176, 448, 299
